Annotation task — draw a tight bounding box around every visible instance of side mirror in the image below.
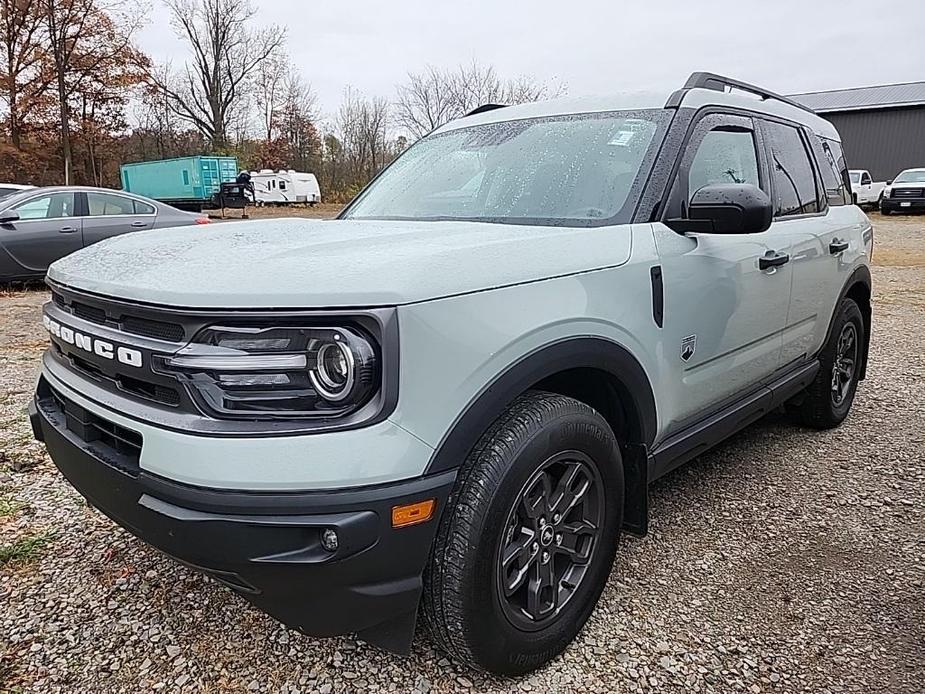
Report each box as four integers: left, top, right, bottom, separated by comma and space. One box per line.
0, 211, 19, 225
886, 179, 893, 185
666, 184, 772, 235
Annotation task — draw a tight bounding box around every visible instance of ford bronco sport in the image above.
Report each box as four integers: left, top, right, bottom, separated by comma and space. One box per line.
30, 73, 873, 675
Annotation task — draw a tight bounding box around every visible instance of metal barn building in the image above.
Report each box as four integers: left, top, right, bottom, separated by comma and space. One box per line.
789, 81, 925, 182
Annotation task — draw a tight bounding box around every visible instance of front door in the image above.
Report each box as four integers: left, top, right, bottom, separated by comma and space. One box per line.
2, 191, 82, 275
653, 113, 793, 432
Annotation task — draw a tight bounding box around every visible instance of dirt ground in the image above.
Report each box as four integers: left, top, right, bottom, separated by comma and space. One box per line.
0, 211, 923, 693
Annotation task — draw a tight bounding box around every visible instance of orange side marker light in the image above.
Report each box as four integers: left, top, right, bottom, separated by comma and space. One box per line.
392, 499, 436, 528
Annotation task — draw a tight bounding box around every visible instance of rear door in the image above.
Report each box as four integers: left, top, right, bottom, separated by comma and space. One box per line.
1, 191, 82, 274
758, 119, 864, 369
81, 191, 156, 247
653, 112, 793, 429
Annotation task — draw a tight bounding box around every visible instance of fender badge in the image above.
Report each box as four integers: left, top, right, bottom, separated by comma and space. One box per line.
680, 335, 697, 362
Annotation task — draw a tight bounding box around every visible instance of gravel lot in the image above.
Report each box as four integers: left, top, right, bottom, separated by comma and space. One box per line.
1, 212, 923, 693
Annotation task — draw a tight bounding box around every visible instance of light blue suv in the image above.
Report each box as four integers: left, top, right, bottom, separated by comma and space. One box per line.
30, 73, 872, 674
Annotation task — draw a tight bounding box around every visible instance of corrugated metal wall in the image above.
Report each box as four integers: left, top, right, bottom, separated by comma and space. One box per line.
822, 107, 925, 182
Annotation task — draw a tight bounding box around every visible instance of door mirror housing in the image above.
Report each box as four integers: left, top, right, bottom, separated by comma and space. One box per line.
886, 179, 892, 185
0, 210, 19, 225
666, 184, 772, 235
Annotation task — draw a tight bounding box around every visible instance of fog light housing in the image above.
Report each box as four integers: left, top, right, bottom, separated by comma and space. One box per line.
321, 528, 339, 552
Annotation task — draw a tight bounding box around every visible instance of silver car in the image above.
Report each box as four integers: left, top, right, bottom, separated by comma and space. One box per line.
0, 186, 210, 281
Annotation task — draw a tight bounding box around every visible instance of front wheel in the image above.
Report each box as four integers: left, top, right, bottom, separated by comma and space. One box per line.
422, 391, 623, 675
796, 297, 865, 429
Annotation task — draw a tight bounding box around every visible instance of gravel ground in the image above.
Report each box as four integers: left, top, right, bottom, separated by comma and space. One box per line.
1, 213, 923, 693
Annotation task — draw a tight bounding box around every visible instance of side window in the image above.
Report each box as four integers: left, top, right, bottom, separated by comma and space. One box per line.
134, 200, 155, 214
87, 192, 136, 216
182, 170, 190, 186
860, 171, 871, 185
279, 180, 287, 190
810, 135, 848, 206
828, 141, 853, 199
687, 128, 761, 197
13, 192, 76, 220
762, 121, 820, 217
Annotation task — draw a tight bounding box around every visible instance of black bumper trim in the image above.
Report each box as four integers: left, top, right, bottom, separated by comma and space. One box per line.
32, 388, 457, 654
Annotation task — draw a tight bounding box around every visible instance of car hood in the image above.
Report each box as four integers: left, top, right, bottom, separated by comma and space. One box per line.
48, 218, 634, 308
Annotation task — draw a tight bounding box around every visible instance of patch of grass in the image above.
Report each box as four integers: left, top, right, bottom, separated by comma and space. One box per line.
0, 495, 24, 517
0, 531, 54, 565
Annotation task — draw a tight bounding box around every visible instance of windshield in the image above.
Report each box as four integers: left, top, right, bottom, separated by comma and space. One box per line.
893, 169, 925, 184
849, 171, 861, 183
343, 109, 671, 227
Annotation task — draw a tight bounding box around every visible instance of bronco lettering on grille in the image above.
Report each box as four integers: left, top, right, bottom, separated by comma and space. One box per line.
43, 315, 143, 368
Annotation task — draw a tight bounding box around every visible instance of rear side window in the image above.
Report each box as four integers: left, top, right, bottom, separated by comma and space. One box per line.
810, 135, 849, 206
87, 192, 135, 216
134, 200, 155, 214
762, 121, 820, 217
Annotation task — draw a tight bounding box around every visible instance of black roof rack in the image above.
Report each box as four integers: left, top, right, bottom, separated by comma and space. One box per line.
465, 103, 508, 117
666, 71, 817, 115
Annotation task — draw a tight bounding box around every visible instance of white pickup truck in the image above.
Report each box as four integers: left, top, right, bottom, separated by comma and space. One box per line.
849, 169, 886, 208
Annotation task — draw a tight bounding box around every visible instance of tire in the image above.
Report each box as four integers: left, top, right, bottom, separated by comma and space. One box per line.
422, 391, 623, 675
796, 297, 864, 429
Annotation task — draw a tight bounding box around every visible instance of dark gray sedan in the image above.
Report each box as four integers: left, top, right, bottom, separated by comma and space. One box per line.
0, 186, 210, 281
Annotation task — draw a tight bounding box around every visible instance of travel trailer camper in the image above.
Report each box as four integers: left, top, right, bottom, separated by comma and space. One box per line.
250, 170, 321, 205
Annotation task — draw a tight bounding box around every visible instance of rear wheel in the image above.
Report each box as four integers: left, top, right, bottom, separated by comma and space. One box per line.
422, 391, 623, 675
796, 297, 864, 429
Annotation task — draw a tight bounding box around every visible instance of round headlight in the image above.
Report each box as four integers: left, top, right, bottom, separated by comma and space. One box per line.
310, 336, 356, 402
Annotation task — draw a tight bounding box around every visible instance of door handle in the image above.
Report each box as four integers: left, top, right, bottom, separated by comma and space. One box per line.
759, 250, 790, 270
130, 221, 149, 228
58, 226, 78, 233
829, 238, 849, 254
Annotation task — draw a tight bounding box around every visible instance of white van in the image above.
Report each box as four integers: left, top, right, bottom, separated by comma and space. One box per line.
250, 170, 321, 205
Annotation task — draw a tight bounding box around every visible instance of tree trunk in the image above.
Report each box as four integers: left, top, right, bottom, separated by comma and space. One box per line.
56, 67, 72, 184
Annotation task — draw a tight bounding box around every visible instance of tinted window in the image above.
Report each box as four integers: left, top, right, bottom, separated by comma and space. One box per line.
688, 128, 760, 198
827, 141, 852, 199
343, 110, 671, 226
13, 192, 76, 220
87, 192, 135, 216
134, 200, 155, 214
861, 172, 871, 185
763, 121, 819, 217
811, 136, 849, 206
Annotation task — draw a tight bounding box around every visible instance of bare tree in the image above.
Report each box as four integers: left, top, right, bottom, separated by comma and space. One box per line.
394, 65, 457, 140
394, 61, 565, 139
0, 0, 47, 149
43, 0, 145, 183
253, 48, 287, 142
336, 88, 392, 186
153, 0, 284, 151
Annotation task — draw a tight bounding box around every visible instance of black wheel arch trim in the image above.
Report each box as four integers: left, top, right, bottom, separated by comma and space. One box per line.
423, 337, 658, 477
824, 265, 872, 380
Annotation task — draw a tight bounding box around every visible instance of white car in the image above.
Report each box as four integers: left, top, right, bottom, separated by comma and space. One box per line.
880, 168, 925, 214
849, 170, 886, 208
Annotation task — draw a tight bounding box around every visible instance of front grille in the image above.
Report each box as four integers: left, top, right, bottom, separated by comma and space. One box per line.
62, 348, 181, 408
51, 291, 186, 343
42, 383, 142, 476
71, 301, 107, 324
122, 316, 185, 342
892, 188, 923, 198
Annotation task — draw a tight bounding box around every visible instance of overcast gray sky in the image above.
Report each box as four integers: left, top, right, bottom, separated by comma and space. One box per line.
137, 0, 925, 118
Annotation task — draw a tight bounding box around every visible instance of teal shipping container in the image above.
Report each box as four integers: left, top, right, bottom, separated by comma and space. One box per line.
120, 156, 238, 210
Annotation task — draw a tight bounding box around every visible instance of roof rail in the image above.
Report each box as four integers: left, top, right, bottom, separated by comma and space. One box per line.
666, 71, 817, 115
465, 103, 508, 117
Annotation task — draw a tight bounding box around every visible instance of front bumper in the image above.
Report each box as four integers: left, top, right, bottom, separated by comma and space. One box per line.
881, 197, 925, 212
30, 378, 456, 654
